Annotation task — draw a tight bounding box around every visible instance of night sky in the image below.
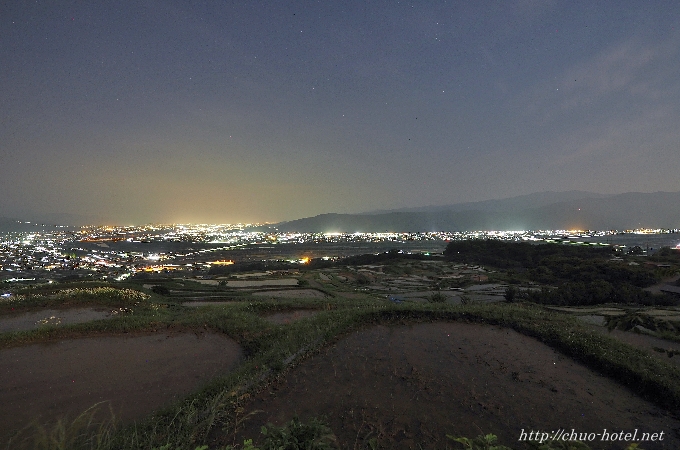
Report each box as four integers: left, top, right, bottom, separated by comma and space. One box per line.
2, 1, 679, 225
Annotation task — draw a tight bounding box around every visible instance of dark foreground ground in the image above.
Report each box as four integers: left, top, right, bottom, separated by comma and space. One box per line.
226, 322, 680, 450
0, 331, 242, 444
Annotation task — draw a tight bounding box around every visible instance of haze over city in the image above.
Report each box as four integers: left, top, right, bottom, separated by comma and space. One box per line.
2, 1, 680, 225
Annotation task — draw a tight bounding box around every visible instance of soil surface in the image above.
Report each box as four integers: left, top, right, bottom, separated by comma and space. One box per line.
230, 322, 680, 450
0, 307, 112, 333
1, 332, 242, 444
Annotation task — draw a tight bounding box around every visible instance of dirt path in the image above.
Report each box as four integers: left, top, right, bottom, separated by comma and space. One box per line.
229, 323, 680, 449
1, 332, 242, 444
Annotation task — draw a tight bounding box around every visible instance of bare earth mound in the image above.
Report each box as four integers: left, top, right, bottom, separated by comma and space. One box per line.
234, 323, 680, 449
1, 332, 242, 443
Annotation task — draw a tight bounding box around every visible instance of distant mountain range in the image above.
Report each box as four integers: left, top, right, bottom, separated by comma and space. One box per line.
0, 218, 77, 233
362, 190, 611, 214
0, 218, 52, 233
273, 191, 680, 232
4, 190, 679, 233
0, 212, 102, 232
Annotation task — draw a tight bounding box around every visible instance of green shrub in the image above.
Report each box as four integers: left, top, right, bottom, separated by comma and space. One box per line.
428, 291, 448, 303
151, 285, 171, 296
504, 286, 517, 303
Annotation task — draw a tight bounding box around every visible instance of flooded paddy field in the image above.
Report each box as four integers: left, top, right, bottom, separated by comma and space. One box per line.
181, 300, 239, 307
0, 332, 242, 443
251, 288, 328, 298
222, 279, 299, 288
0, 307, 113, 333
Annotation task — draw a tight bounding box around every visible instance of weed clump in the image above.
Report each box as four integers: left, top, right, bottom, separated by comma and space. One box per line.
1, 287, 150, 311
504, 286, 517, 303
259, 416, 337, 450
428, 291, 448, 303
6, 402, 118, 450
605, 311, 678, 336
